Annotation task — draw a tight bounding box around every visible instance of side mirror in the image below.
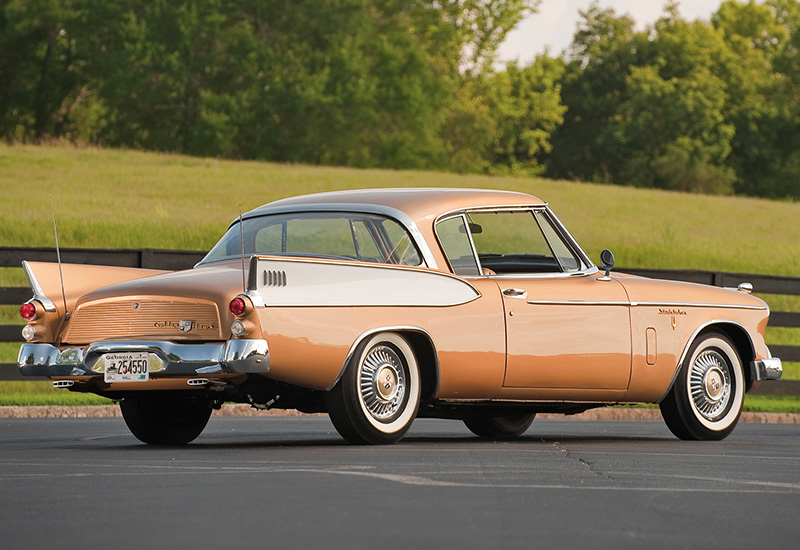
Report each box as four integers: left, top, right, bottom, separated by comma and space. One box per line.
598, 249, 614, 281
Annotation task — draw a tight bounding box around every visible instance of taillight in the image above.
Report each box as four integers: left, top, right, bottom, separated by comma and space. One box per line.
229, 297, 246, 316
20, 302, 37, 321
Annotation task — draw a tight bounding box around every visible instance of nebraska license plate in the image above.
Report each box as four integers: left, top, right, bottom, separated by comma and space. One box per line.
104, 352, 150, 383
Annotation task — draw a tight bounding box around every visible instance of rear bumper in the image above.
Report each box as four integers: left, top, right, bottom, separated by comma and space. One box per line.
18, 339, 270, 377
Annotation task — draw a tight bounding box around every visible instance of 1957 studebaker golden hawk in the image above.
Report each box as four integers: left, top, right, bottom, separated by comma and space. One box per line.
18, 188, 782, 444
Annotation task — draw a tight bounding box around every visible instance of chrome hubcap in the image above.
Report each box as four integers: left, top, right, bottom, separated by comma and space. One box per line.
690, 349, 732, 420
359, 345, 406, 421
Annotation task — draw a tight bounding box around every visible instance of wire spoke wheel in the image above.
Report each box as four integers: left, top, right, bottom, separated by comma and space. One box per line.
358, 344, 407, 422
660, 332, 744, 441
326, 333, 420, 445
689, 349, 732, 421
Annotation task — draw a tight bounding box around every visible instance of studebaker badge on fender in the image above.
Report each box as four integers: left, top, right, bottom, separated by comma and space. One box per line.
18, 188, 783, 444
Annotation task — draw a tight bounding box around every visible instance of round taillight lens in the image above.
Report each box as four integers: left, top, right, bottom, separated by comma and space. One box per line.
20, 302, 37, 321
229, 297, 246, 316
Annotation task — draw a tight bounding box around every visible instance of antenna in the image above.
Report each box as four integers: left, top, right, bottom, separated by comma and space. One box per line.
239, 205, 246, 293
50, 197, 68, 316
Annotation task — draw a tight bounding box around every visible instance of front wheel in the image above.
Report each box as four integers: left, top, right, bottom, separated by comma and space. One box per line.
659, 332, 744, 441
120, 396, 212, 445
325, 333, 420, 444
464, 413, 535, 440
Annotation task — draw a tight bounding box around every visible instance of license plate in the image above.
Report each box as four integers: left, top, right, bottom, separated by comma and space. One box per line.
104, 352, 150, 383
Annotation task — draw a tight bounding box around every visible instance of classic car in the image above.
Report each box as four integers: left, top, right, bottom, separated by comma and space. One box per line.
18, 188, 782, 444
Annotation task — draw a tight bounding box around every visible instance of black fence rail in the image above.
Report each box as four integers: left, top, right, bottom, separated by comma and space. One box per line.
1, 247, 798, 396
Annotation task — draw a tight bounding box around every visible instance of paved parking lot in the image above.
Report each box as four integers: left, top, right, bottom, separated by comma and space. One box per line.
1, 416, 798, 549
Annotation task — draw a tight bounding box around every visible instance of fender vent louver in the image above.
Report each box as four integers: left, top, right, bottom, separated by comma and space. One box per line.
263, 270, 287, 287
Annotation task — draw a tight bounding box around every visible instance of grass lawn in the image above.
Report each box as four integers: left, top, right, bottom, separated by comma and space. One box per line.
1, 144, 799, 408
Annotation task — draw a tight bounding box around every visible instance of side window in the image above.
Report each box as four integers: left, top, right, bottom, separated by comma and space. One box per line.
381, 219, 422, 266
254, 223, 283, 254
436, 215, 480, 276
467, 210, 579, 274
253, 217, 358, 259
241, 213, 423, 266
352, 220, 383, 262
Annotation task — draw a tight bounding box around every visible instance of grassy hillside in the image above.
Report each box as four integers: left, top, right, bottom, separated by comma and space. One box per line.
1, 144, 799, 275
1, 144, 798, 410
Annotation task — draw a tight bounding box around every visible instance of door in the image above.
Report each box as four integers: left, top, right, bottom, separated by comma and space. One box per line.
500, 275, 631, 389
435, 207, 632, 391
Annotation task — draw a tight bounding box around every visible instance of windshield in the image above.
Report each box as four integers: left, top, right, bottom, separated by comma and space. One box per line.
201, 212, 423, 266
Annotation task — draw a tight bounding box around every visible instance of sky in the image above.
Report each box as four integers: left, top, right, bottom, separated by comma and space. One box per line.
498, 0, 746, 63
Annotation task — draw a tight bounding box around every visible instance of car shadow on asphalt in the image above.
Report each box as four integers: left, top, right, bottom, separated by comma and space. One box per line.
88, 433, 672, 450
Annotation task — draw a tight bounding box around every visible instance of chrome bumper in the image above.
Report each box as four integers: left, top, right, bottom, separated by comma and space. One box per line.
750, 357, 783, 382
18, 339, 270, 378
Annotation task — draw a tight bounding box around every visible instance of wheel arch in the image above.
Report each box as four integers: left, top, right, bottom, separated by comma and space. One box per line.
327, 326, 440, 400
658, 320, 756, 403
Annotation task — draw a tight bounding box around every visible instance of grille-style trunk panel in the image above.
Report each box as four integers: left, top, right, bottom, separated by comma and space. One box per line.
63, 299, 222, 343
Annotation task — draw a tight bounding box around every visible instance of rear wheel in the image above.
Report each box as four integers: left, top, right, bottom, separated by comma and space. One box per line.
464, 413, 535, 440
120, 396, 212, 445
325, 333, 420, 445
659, 332, 744, 441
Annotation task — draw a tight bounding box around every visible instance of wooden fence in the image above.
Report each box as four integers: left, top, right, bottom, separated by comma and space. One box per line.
2, 246, 798, 395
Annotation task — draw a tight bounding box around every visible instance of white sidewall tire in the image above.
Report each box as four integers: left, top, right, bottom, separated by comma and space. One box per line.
685, 336, 744, 433
355, 333, 420, 435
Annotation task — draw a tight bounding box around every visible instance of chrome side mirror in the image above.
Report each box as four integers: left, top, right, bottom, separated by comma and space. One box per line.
598, 249, 614, 281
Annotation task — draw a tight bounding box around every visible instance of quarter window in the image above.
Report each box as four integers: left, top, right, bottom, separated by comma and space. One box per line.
436, 215, 481, 276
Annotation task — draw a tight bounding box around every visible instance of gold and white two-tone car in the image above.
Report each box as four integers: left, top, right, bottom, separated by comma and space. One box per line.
18, 188, 782, 444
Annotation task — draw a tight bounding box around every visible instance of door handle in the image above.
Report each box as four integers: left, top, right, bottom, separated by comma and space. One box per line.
502, 288, 528, 299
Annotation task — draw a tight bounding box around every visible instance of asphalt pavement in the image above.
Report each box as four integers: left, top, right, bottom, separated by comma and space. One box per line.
1, 416, 798, 549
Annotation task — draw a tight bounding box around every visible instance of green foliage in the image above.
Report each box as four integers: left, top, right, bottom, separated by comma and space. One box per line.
548, 0, 800, 199
484, 58, 566, 175
0, 0, 538, 172
4, 1, 800, 198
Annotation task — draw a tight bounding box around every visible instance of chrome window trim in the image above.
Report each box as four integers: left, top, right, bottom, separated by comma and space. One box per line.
197, 204, 438, 269
484, 267, 601, 280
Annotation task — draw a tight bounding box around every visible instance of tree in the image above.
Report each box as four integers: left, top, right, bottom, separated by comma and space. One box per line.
0, 0, 91, 140
547, 3, 739, 194
483, 57, 566, 175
